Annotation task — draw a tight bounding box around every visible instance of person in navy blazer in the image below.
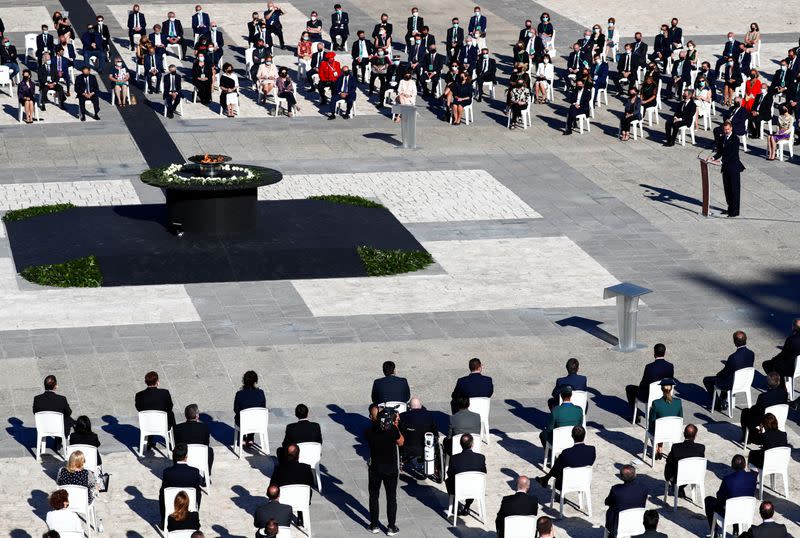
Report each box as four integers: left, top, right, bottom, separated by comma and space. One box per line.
604, 465, 648, 536
202, 23, 224, 58
740, 372, 788, 443
704, 331, 754, 409
75, 65, 100, 120
329, 5, 349, 51
564, 79, 591, 135
450, 358, 494, 413
548, 358, 587, 410
446, 434, 487, 515
467, 8, 487, 36
127, 5, 147, 50
591, 54, 609, 90
159, 443, 205, 526
625, 343, 674, 412
458, 40, 479, 71
191, 6, 211, 37
328, 67, 357, 119
234, 370, 267, 446
710, 121, 746, 218
716, 33, 743, 75
143, 45, 164, 94
371, 361, 411, 405
536, 426, 595, 489
667, 51, 693, 98
162, 65, 182, 118
704, 454, 757, 528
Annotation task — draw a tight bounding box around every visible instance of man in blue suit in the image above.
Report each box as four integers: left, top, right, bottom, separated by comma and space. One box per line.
143, 44, 163, 94
716, 33, 743, 76
604, 465, 648, 536
329, 4, 349, 52
191, 5, 211, 41
458, 37, 479, 72
450, 358, 494, 413
536, 425, 595, 489
711, 121, 746, 218
591, 54, 609, 96
159, 443, 205, 526
127, 4, 146, 51
704, 454, 757, 530
467, 7, 487, 37
626, 343, 674, 415
81, 24, 106, 71
371, 361, 411, 406
704, 330, 754, 409
162, 64, 182, 118
203, 22, 224, 62
548, 358, 587, 410
328, 67, 356, 119
564, 79, 591, 135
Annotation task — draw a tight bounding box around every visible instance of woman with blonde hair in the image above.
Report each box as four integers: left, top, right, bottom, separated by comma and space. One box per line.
56, 450, 97, 503
167, 490, 201, 531
648, 379, 683, 459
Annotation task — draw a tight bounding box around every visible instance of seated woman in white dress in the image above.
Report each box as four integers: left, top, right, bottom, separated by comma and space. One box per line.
256, 55, 279, 99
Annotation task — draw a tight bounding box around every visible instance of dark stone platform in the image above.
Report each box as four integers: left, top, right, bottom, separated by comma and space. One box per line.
5, 200, 425, 286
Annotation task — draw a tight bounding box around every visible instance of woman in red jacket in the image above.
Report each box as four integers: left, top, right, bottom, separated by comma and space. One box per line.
318, 51, 341, 104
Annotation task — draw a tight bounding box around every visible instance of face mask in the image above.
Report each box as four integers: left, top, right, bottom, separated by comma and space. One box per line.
394, 60, 400, 65
543, 17, 549, 22
727, 61, 733, 66
525, 23, 531, 28
211, 26, 217, 30
635, 37, 641, 42
378, 51, 384, 57
415, 40, 421, 44
336, 10, 341, 14
198, 56, 205, 62
98, 19, 104, 24
453, 23, 458, 28
265, 61, 271, 65
593, 28, 599, 33
343, 70, 350, 75
608, 23, 613, 27
412, 11, 418, 15
303, 36, 309, 41
728, 37, 734, 42
310, 16, 317, 21
115, 62, 122, 66
474, 11, 480, 15
169, 17, 175, 21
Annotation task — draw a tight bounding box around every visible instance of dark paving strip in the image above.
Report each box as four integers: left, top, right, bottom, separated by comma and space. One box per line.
60, 0, 183, 168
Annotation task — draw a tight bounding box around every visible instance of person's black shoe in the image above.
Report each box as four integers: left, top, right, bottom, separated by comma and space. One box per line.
563, 130, 572, 135
327, 114, 336, 120
40, 105, 46, 111
727, 213, 738, 218
94, 113, 100, 120
320, 99, 328, 105
80, 115, 86, 121
167, 112, 174, 118
387, 526, 399, 536
343, 113, 351, 119
476, 96, 482, 102
458, 506, 470, 516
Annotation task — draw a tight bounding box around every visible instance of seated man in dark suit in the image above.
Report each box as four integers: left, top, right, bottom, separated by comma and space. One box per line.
664, 424, 705, 496
127, 4, 146, 50
254, 484, 293, 534
714, 97, 748, 142
703, 331, 755, 411
715, 33, 743, 75
667, 50, 692, 99
371, 360, 411, 406
635, 509, 668, 537
278, 403, 322, 464
741, 372, 788, 444
663, 89, 697, 146
399, 397, 437, 463
762, 318, 800, 379
495, 475, 537, 538
747, 87, 774, 138
704, 454, 757, 529
741, 501, 789, 538
75, 65, 100, 121
159, 443, 204, 525
420, 45, 444, 97
540, 387, 584, 449
270, 443, 315, 525
604, 464, 648, 536
535, 425, 595, 490
616, 43, 635, 95
162, 12, 186, 59
446, 434, 486, 516
32, 374, 73, 450
548, 358, 587, 409
564, 79, 591, 135
450, 357, 494, 413
474, 48, 496, 102
135, 371, 176, 449
172, 404, 213, 472
626, 343, 674, 415
162, 64, 182, 119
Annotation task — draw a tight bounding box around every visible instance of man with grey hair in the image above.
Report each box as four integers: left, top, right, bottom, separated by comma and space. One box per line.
495, 475, 538, 537
604, 464, 647, 536
172, 403, 214, 471
399, 397, 438, 464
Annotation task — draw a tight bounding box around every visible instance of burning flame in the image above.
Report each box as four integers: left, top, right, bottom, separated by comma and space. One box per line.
200, 153, 225, 164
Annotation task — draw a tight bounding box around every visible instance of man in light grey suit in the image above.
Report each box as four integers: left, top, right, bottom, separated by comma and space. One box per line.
444, 396, 481, 454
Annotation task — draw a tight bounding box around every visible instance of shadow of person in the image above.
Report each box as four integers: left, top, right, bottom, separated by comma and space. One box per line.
211, 524, 248, 538
494, 429, 543, 469
28, 489, 49, 521
100, 415, 141, 456
200, 412, 235, 455
320, 469, 370, 527
230, 484, 263, 514
123, 485, 161, 534
505, 399, 548, 430
326, 404, 370, 459
125, 532, 146, 538
399, 471, 450, 516
10, 531, 33, 538
586, 388, 630, 422
6, 417, 36, 457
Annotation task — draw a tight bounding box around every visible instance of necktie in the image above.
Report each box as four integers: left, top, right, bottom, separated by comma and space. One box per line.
170, 22, 175, 36
626, 54, 630, 70
170, 74, 174, 91
343, 75, 348, 89
483, 59, 487, 71
360, 41, 364, 57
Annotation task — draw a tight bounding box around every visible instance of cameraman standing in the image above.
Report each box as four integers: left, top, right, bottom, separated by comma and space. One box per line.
365, 404, 404, 535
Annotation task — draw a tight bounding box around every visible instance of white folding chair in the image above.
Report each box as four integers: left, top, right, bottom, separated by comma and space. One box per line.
166, 43, 182, 61
504, 515, 536, 537
643, 105, 660, 126
589, 88, 596, 118
164, 96, 185, 117
234, 407, 269, 458
575, 113, 590, 133
656, 79, 664, 111
711, 496, 757, 537
595, 81, 609, 107
480, 80, 495, 99
138, 410, 171, 457
550, 466, 593, 518
448, 432, 483, 466
335, 97, 357, 117
783, 356, 800, 397
450, 103, 473, 125
297, 441, 323, 493
0, 66, 12, 95
185, 443, 211, 490
643, 416, 683, 467
632, 381, 661, 426
18, 103, 41, 123
449, 471, 486, 526
678, 123, 696, 146
66, 444, 100, 476
696, 101, 712, 131
508, 97, 532, 129
744, 404, 788, 446
604, 507, 645, 537
35, 411, 66, 461
162, 487, 197, 531
664, 457, 706, 511
25, 33, 37, 63
777, 125, 795, 162
110, 84, 131, 106
62, 485, 97, 536
468, 397, 490, 444
750, 447, 790, 499
711, 367, 755, 417
281, 484, 312, 536
630, 111, 645, 140
168, 531, 199, 538
543, 426, 574, 468
741, 134, 748, 152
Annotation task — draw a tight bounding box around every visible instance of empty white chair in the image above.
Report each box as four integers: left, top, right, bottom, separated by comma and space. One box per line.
382, 401, 408, 414
543, 426, 574, 468
711, 367, 755, 418
632, 381, 661, 426
168, 531, 198, 538
643, 416, 683, 467
449, 471, 486, 526
185, 443, 211, 489
604, 507, 645, 537
783, 356, 800, 397
550, 466, 593, 518
468, 397, 491, 444
777, 125, 795, 162
750, 446, 790, 499
35, 411, 66, 461
281, 484, 312, 536
66, 444, 100, 477
162, 487, 197, 531
711, 496, 757, 537
166, 43, 182, 60
504, 515, 536, 537
138, 410, 171, 457
297, 442, 323, 492
62, 485, 97, 535
664, 457, 706, 511
644, 105, 660, 126
744, 404, 788, 446
25, 33, 37, 62
234, 407, 269, 458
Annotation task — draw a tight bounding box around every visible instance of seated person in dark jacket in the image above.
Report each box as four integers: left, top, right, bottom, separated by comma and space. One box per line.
704, 454, 758, 528
166, 490, 201, 531
69, 415, 102, 465
536, 425, 595, 490
278, 403, 322, 464
634, 509, 668, 537
159, 443, 204, 526
33, 374, 74, 449
741, 372, 788, 444
495, 475, 538, 538
172, 404, 213, 472
446, 433, 487, 516
747, 413, 789, 469
371, 360, 411, 405
254, 484, 293, 535
740, 501, 789, 538
762, 318, 800, 379
135, 370, 176, 450
626, 343, 674, 412
703, 331, 755, 411
604, 464, 648, 536
450, 357, 494, 413
399, 397, 438, 461
547, 358, 587, 409
664, 424, 704, 495
234, 370, 267, 446
269, 444, 314, 525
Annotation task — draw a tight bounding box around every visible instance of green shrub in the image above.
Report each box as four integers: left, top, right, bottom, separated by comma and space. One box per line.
2, 203, 76, 222
357, 246, 434, 276
308, 195, 385, 208
20, 255, 103, 288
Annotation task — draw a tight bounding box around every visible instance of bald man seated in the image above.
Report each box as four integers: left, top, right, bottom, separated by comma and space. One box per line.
495, 475, 538, 538
399, 397, 438, 461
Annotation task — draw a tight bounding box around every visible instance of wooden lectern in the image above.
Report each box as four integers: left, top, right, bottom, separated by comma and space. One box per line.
698, 154, 720, 217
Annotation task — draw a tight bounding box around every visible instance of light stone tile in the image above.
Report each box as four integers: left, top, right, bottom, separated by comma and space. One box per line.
0, 7, 53, 33
0, 180, 140, 210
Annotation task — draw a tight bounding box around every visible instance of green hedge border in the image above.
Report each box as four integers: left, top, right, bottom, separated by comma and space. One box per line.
357, 246, 434, 276
20, 255, 103, 288
2, 203, 76, 223
308, 194, 385, 209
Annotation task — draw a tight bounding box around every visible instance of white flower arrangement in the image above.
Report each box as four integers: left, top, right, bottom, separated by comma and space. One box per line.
159, 163, 257, 184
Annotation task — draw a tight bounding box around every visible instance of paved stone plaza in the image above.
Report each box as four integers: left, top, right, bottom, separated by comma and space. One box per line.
1, 0, 800, 536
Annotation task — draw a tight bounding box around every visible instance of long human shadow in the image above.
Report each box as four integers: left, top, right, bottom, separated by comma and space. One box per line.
10, 531, 33, 538
494, 429, 544, 469
640, 183, 726, 213
211, 524, 247, 538
505, 399, 548, 430
123, 485, 161, 534
6, 417, 36, 457
230, 484, 263, 516
125, 532, 145, 538
626, 469, 712, 536
594, 423, 645, 459
326, 404, 371, 459
318, 469, 370, 527
199, 412, 235, 454
586, 387, 630, 422
28, 489, 49, 521
100, 415, 141, 456
399, 472, 449, 517
556, 316, 618, 346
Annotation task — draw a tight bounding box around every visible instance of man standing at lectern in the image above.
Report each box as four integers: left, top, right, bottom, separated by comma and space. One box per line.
709, 120, 744, 218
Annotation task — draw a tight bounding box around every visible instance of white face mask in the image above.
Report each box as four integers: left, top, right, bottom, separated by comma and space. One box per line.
198, 55, 205, 62
310, 16, 317, 21
169, 17, 175, 21
728, 37, 734, 42
474, 11, 480, 15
